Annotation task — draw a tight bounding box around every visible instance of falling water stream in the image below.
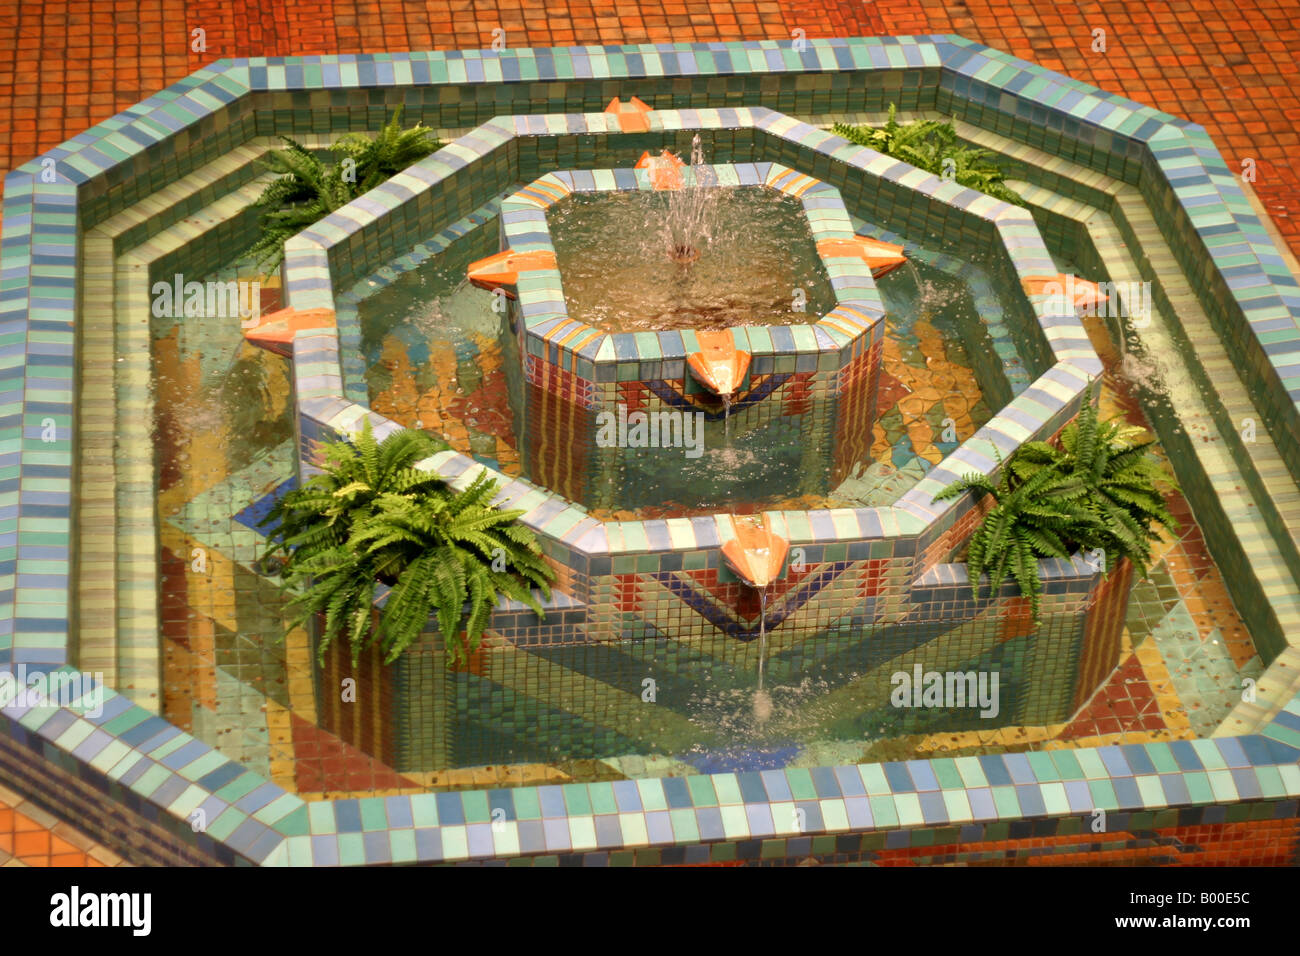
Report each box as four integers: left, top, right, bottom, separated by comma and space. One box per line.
902, 258, 928, 310
752, 588, 772, 721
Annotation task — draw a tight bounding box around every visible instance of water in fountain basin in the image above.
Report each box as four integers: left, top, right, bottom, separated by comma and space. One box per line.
355, 220, 1017, 520
546, 187, 836, 332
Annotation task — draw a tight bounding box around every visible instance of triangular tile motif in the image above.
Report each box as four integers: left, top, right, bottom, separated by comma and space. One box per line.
289, 712, 421, 794
1061, 652, 1165, 740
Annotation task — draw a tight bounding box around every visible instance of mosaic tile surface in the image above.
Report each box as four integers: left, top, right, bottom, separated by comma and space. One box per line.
0, 38, 1297, 866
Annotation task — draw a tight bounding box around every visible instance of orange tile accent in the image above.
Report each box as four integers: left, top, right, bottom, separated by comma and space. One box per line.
466, 248, 558, 297
817, 235, 907, 278
242, 307, 337, 357
687, 329, 751, 396
1022, 274, 1108, 312
605, 96, 653, 132
721, 517, 789, 588
635, 149, 686, 189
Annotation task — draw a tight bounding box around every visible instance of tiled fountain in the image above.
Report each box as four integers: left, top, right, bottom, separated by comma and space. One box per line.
477, 161, 888, 513
2, 37, 1298, 867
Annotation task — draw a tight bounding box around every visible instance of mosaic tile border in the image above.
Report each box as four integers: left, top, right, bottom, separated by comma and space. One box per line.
499, 162, 882, 382
0, 37, 1296, 865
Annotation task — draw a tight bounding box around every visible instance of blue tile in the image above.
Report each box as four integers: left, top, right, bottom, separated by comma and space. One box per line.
1168, 739, 1204, 771
334, 801, 362, 833
435, 792, 466, 825
1111, 776, 1142, 808
1122, 746, 1157, 775
1002, 753, 1035, 784
833, 765, 867, 797
645, 811, 674, 844
363, 830, 393, 863
662, 776, 693, 809
979, 756, 1013, 787
697, 807, 725, 841
883, 762, 914, 792
809, 766, 842, 797
904, 760, 939, 791
917, 791, 948, 823
1097, 746, 1133, 777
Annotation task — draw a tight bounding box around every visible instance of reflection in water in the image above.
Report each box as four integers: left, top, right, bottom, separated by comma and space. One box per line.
359, 221, 1008, 519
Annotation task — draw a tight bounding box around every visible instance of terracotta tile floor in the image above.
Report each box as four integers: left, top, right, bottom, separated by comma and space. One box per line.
0, 0, 1295, 862
0, 783, 127, 867
0, 1, 1295, 252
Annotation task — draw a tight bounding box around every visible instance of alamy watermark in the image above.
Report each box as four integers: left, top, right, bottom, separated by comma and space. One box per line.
595, 403, 705, 458
50, 887, 151, 936
151, 274, 261, 326
0, 665, 104, 718
890, 664, 1000, 719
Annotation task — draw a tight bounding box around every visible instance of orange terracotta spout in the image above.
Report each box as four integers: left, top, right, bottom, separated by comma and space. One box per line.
604, 96, 653, 133
816, 235, 907, 279
242, 307, 336, 357
722, 518, 789, 589
1022, 274, 1109, 313
687, 329, 750, 397
466, 248, 558, 298
635, 149, 686, 190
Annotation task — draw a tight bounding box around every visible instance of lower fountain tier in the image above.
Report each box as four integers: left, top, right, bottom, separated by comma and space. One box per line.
513, 343, 882, 516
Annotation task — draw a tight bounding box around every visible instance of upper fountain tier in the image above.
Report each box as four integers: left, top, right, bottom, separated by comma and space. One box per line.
469, 163, 890, 403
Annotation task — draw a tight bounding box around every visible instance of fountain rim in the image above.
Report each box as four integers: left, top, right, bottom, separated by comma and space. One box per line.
496, 162, 887, 373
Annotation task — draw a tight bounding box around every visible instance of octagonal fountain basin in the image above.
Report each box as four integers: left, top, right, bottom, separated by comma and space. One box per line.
317, 110, 1111, 779
543, 180, 837, 333
356, 214, 1016, 520
11, 39, 1287, 869
465, 162, 896, 514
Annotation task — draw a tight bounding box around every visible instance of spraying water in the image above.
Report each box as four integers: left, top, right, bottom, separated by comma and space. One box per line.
753, 589, 772, 721
662, 134, 721, 264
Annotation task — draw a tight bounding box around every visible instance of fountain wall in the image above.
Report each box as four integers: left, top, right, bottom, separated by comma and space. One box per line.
318, 544, 1130, 773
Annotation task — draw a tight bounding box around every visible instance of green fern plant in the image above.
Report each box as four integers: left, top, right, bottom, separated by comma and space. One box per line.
934, 452, 1103, 621
1002, 399, 1179, 580
333, 107, 444, 194
261, 419, 553, 668
934, 400, 1178, 623
244, 109, 442, 273
833, 104, 1025, 206
243, 138, 356, 273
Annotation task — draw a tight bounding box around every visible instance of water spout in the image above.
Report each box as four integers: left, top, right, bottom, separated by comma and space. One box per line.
753, 589, 771, 721
242, 306, 336, 357
721, 515, 789, 590
816, 235, 907, 279
466, 247, 558, 297
1022, 274, 1108, 313
688, 329, 751, 399
636, 135, 720, 265
721, 516, 787, 721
